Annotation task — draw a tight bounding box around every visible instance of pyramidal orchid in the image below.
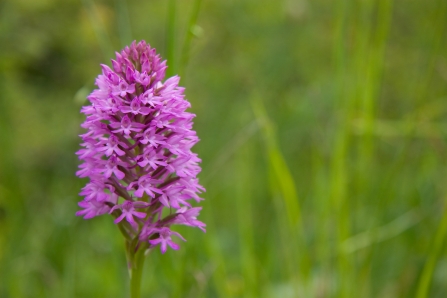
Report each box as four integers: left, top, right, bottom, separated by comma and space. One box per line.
76, 40, 205, 296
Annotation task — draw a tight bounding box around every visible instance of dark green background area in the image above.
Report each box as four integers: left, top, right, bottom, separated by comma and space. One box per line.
1, 0, 447, 297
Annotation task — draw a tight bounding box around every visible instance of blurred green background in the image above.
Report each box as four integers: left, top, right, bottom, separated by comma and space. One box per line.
1, 0, 447, 297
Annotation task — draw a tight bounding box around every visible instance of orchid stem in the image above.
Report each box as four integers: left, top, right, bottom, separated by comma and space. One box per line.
130, 246, 146, 298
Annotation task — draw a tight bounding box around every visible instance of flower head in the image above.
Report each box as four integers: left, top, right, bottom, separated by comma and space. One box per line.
76, 40, 205, 253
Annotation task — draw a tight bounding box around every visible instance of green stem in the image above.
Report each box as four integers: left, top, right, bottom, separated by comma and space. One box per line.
416, 201, 447, 298
130, 246, 147, 298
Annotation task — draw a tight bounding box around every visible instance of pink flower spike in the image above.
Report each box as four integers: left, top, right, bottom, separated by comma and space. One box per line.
76, 40, 205, 254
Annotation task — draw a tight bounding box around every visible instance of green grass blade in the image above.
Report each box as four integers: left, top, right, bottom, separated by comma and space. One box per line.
235, 141, 258, 296
166, 0, 177, 77
81, 0, 114, 59
203, 120, 259, 185
330, 0, 353, 296
340, 209, 421, 254
114, 0, 133, 47
250, 97, 301, 228
179, 0, 202, 77
416, 202, 447, 298
250, 96, 309, 292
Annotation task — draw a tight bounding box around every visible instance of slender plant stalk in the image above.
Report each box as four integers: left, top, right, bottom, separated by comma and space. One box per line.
416, 200, 447, 298
81, 0, 114, 59
179, 0, 202, 77
331, 0, 356, 295
251, 96, 310, 294
115, 0, 133, 47
130, 246, 147, 298
166, 0, 177, 78
236, 139, 258, 296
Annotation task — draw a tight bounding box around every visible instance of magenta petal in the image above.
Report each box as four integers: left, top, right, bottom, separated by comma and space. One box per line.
168, 241, 180, 250
133, 211, 147, 218
134, 188, 144, 198
114, 169, 125, 179
160, 241, 167, 254
125, 214, 138, 228
149, 238, 161, 246
137, 160, 148, 167
133, 201, 150, 208
171, 231, 186, 241
115, 147, 125, 156
114, 213, 126, 224
159, 195, 170, 207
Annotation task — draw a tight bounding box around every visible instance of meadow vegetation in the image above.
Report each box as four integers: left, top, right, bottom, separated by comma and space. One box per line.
0, 0, 446, 297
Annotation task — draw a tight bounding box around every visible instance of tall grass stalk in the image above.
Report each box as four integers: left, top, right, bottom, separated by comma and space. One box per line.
250, 96, 309, 294
166, 0, 177, 78
414, 2, 447, 296
235, 140, 258, 296
205, 219, 230, 297
198, 121, 258, 295
81, 0, 114, 59
355, 0, 393, 294
416, 200, 447, 298
331, 0, 353, 295
356, 0, 393, 184
114, 0, 133, 47
179, 0, 202, 77
203, 120, 259, 184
